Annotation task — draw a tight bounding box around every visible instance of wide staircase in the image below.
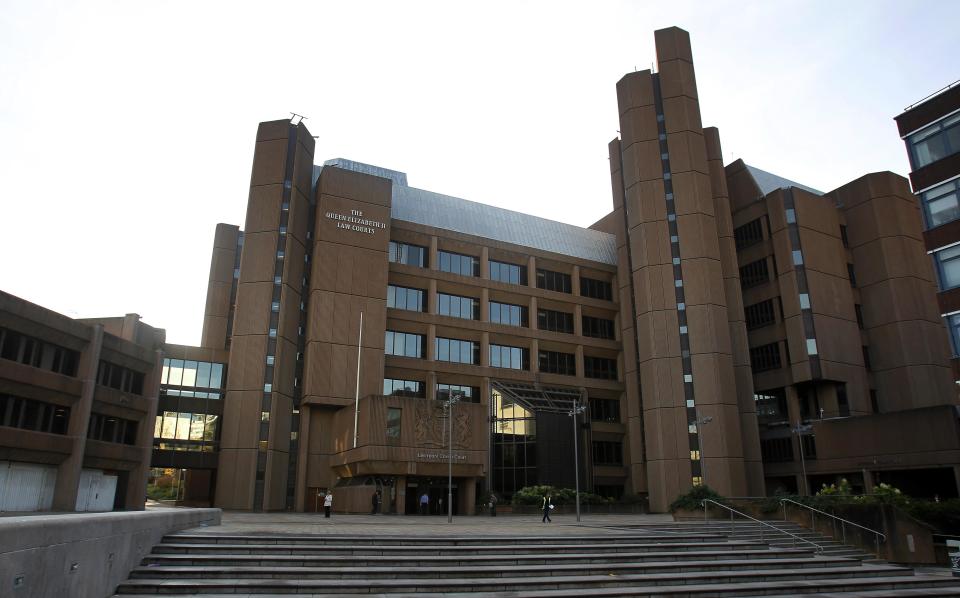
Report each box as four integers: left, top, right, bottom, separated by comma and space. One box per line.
113, 526, 960, 596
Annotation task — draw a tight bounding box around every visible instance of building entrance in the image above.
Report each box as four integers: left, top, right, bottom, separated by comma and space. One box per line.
405, 477, 458, 515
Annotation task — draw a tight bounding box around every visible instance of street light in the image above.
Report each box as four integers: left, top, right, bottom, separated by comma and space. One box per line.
444, 392, 462, 523
695, 410, 713, 486
569, 400, 587, 523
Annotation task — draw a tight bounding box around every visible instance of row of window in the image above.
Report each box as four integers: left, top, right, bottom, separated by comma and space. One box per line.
154, 411, 219, 443
388, 242, 613, 299
88, 412, 138, 445
97, 361, 146, 395
161, 358, 226, 390
908, 111, 960, 170
0, 393, 70, 435
388, 285, 615, 338
381, 379, 482, 404
592, 440, 623, 465
384, 330, 617, 378
0, 327, 79, 377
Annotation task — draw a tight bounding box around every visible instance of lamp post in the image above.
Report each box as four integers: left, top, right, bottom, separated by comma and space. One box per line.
695, 409, 713, 486
445, 392, 462, 523
793, 423, 811, 495
569, 400, 587, 523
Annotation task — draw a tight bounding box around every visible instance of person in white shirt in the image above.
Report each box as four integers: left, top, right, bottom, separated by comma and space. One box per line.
323, 490, 333, 518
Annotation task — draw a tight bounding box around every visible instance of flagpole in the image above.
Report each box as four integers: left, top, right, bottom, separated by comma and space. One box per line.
353, 311, 363, 448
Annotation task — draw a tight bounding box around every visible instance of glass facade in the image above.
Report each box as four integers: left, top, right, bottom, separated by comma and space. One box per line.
908, 112, 960, 169
437, 293, 479, 320
935, 244, 960, 290
435, 337, 479, 364
489, 260, 526, 285
922, 179, 960, 229
489, 344, 529, 370
154, 412, 218, 450
385, 331, 425, 359
161, 358, 226, 398
491, 389, 537, 495
436, 383, 479, 403
387, 285, 425, 312
383, 378, 425, 397
389, 241, 427, 267
489, 301, 527, 327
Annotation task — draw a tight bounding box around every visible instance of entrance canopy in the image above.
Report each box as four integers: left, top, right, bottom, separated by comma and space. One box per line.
490, 380, 585, 414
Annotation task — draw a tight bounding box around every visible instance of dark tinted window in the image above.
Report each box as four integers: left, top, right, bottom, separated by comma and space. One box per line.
582, 315, 615, 339
734, 219, 764, 250
739, 259, 769, 289
383, 378, 425, 397
749, 343, 781, 372
389, 241, 427, 267
580, 277, 613, 301
538, 309, 574, 334
584, 356, 617, 380
538, 350, 575, 375
536, 269, 572, 293
744, 299, 776, 330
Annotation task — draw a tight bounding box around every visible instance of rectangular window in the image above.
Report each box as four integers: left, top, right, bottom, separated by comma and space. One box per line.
435, 337, 479, 365
589, 398, 620, 423
582, 315, 615, 339
935, 245, 960, 290
88, 412, 138, 445
862, 346, 872, 371
384, 331, 425, 359
922, 179, 960, 229
437, 383, 480, 403
382, 378, 425, 398
584, 355, 617, 380
386, 408, 402, 445
744, 299, 776, 330
437, 292, 479, 320
749, 342, 782, 372
760, 437, 794, 463
538, 350, 576, 375
388, 241, 427, 268
733, 218, 764, 250
489, 301, 528, 327
489, 259, 527, 285
580, 277, 613, 301
948, 313, 960, 357
0, 327, 79, 376
908, 112, 960, 169
536, 269, 572, 293
97, 361, 145, 395
739, 259, 769, 289
438, 250, 479, 277
847, 263, 858, 287
0, 393, 70, 435
592, 440, 623, 465
387, 285, 425, 312
755, 388, 788, 424
489, 344, 529, 370
537, 309, 574, 334
855, 304, 865, 329
840, 224, 850, 248
806, 338, 819, 356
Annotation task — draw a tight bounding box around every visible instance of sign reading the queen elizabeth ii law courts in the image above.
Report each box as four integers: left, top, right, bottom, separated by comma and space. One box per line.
325, 209, 386, 235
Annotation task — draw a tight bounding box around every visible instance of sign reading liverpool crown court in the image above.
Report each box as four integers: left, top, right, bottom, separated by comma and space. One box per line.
325, 209, 387, 235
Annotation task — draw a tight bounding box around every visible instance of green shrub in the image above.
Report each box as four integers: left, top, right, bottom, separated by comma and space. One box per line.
904, 499, 960, 534
669, 485, 724, 513
511, 485, 612, 506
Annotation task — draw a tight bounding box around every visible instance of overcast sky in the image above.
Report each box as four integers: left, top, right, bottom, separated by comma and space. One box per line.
1, 0, 958, 345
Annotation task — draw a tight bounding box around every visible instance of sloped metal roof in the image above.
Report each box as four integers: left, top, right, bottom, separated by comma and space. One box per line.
317, 158, 618, 265
745, 164, 823, 196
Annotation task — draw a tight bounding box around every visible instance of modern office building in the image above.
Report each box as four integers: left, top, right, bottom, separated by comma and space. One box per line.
0, 291, 163, 511
895, 81, 960, 377
139, 27, 956, 514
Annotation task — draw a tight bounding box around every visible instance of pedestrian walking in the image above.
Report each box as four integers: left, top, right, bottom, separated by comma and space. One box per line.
419, 491, 429, 515
323, 490, 333, 518
488, 493, 498, 517
541, 494, 553, 523
371, 490, 381, 514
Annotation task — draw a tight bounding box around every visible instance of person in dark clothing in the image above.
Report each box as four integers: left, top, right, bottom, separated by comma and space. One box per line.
488, 493, 498, 517
541, 494, 553, 523
371, 490, 381, 514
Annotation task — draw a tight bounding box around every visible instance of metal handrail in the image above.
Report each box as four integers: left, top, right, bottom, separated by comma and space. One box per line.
780, 497, 885, 558
702, 499, 822, 552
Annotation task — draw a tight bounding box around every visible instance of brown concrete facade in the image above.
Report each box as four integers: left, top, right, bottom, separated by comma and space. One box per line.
0, 291, 163, 511
159, 27, 960, 513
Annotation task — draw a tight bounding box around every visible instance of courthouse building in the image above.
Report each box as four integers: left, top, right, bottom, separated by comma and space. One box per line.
146, 27, 958, 515
2, 27, 958, 514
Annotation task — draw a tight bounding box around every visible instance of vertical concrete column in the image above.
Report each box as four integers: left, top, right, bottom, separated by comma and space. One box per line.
459, 477, 477, 515
429, 236, 438, 270
527, 256, 536, 288
530, 339, 539, 373
862, 469, 876, 493
124, 348, 164, 510
427, 324, 437, 361
571, 265, 581, 295
614, 312, 622, 341
480, 288, 490, 321
574, 304, 583, 336
529, 296, 538, 330
480, 247, 490, 279
427, 371, 437, 401
428, 279, 438, 314
575, 345, 584, 378
294, 403, 311, 511
481, 332, 490, 367
396, 476, 407, 515
53, 324, 103, 511
202, 224, 240, 349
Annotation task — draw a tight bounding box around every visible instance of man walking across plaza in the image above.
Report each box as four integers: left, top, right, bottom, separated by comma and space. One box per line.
419, 491, 429, 515
541, 493, 553, 523
323, 490, 333, 519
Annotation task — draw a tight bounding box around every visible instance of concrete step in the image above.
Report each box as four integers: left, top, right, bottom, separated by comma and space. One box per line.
141, 546, 815, 567
151, 539, 773, 556
162, 532, 726, 545
115, 564, 914, 594
129, 556, 856, 580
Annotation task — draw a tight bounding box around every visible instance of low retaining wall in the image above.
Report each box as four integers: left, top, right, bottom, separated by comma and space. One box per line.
0, 507, 220, 598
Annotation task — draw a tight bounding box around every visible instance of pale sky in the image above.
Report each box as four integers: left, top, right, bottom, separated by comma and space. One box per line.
1, 0, 958, 345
